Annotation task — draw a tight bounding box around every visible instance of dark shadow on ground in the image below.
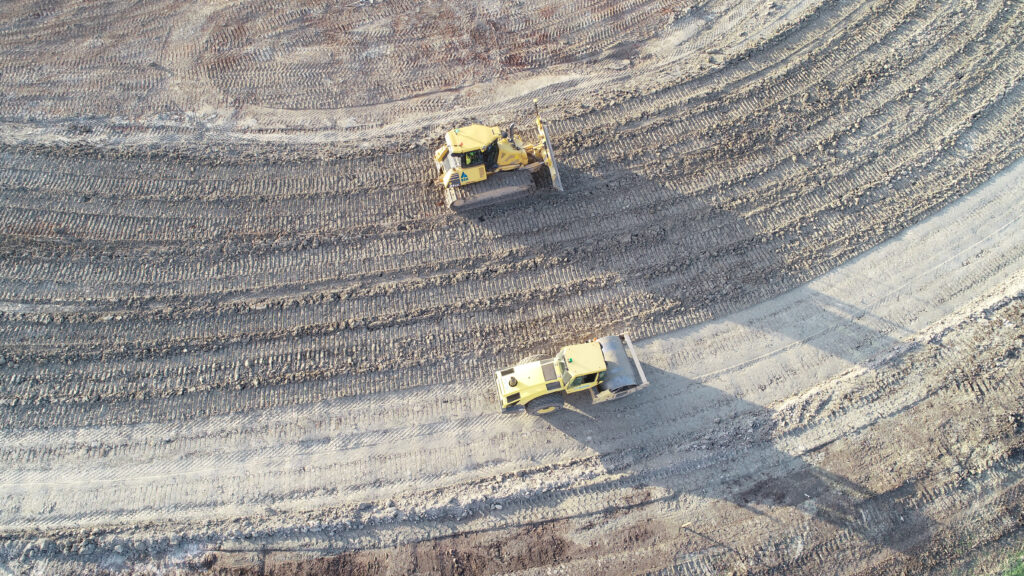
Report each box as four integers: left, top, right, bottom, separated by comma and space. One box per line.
200, 364, 934, 574
464, 161, 904, 370
536, 363, 932, 557
458, 159, 921, 560
199, 139, 926, 576
738, 287, 908, 368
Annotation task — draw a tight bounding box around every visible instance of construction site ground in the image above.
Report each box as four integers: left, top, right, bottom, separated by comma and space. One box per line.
1, 0, 1023, 574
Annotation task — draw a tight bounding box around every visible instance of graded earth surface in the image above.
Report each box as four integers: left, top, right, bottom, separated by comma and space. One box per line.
1, 0, 1023, 574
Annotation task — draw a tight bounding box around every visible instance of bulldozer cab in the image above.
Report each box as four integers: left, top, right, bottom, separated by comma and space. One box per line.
445, 125, 500, 153
456, 144, 499, 170
461, 149, 484, 166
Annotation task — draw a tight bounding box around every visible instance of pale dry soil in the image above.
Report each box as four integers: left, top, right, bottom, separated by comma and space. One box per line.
1, 0, 1023, 574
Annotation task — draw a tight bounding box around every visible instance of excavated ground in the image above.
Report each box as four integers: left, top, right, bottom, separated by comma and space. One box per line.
1, 0, 1023, 574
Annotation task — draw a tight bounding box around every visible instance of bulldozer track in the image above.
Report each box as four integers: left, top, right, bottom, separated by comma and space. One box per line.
1, 0, 1024, 573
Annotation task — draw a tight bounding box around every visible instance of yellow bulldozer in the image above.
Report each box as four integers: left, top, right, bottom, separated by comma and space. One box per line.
433, 100, 563, 210
495, 334, 649, 414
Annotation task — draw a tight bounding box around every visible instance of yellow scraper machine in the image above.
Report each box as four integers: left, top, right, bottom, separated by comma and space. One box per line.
495, 334, 649, 414
433, 99, 564, 210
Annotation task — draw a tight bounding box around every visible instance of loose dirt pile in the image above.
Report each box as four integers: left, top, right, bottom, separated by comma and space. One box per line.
1, 0, 1022, 574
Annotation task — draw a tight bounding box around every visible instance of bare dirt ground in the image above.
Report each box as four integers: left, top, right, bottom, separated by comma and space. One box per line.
1, 0, 1023, 574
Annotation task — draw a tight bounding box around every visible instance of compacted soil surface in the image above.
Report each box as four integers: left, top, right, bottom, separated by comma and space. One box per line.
1, 0, 1023, 574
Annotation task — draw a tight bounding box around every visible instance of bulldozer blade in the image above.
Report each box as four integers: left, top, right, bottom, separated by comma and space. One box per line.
542, 122, 564, 191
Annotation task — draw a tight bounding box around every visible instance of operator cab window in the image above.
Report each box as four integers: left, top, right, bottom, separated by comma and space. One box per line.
568, 372, 598, 389
463, 150, 484, 167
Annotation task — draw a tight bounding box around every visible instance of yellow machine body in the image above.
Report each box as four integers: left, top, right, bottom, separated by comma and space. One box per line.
433, 101, 563, 210
494, 334, 650, 414
435, 125, 529, 188
495, 342, 607, 413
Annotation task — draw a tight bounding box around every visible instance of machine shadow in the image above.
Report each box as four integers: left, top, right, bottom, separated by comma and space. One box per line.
462, 161, 903, 370
536, 364, 932, 556
456, 149, 926, 555
731, 286, 908, 370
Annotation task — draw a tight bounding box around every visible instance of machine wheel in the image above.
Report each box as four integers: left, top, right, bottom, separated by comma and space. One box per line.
519, 354, 545, 364
526, 394, 563, 416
